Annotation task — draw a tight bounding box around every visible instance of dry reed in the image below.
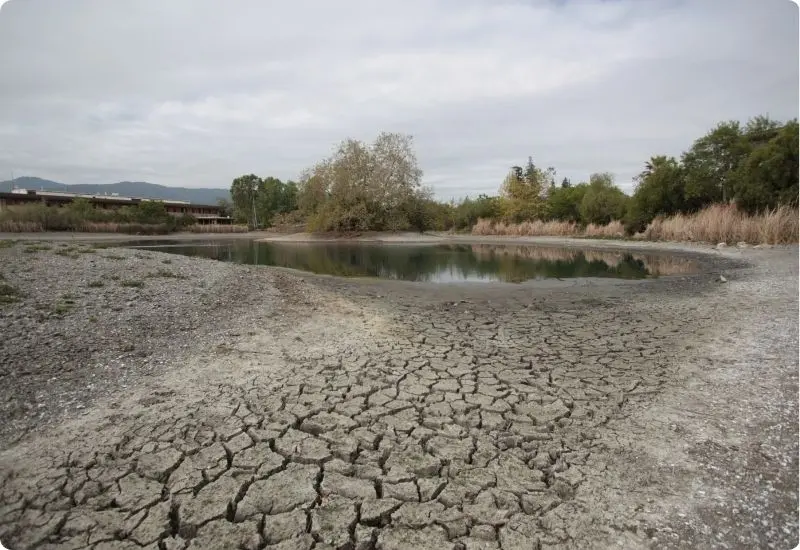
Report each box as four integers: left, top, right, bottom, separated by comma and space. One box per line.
472, 218, 580, 236
639, 204, 798, 245
185, 224, 249, 233
472, 204, 798, 245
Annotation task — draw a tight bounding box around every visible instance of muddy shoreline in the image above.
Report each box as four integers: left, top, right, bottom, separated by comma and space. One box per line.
0, 238, 796, 549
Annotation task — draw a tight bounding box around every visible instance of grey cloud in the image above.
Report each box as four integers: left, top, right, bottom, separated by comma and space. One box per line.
0, 0, 796, 198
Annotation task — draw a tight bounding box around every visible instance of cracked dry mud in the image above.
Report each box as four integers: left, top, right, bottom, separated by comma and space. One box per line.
0, 240, 797, 550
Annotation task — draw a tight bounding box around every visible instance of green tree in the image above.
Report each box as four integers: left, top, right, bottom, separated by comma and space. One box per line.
500, 157, 551, 222
682, 121, 747, 207
130, 201, 171, 224
579, 173, 628, 225
626, 156, 685, 233
733, 119, 799, 213
230, 174, 260, 228
453, 194, 501, 229
545, 183, 588, 222
216, 198, 233, 218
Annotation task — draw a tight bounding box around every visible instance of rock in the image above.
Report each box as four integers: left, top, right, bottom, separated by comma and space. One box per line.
716, 242, 728, 249
719, 275, 728, 283
736, 241, 749, 248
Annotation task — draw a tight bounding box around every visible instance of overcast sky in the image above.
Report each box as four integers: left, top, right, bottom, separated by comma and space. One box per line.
0, 0, 797, 198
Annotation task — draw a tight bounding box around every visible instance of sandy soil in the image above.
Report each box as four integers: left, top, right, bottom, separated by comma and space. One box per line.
0, 236, 796, 550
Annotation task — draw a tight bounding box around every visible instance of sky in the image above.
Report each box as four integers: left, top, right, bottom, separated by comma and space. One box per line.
0, 0, 797, 199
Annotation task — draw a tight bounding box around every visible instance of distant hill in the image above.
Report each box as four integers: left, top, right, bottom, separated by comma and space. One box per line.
0, 177, 230, 205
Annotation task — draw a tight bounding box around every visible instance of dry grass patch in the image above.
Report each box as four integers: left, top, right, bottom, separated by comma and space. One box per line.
186, 224, 249, 233
472, 204, 798, 245
640, 204, 798, 244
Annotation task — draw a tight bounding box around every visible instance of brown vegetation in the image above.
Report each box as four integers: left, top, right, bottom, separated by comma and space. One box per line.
472, 204, 798, 245
185, 224, 249, 233
639, 204, 798, 245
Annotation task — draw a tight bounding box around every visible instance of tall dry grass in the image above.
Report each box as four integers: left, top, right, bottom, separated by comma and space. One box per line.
472, 204, 798, 245
0, 220, 41, 232
185, 224, 249, 233
0, 220, 173, 234
473, 218, 580, 236
584, 220, 625, 238
639, 204, 798, 245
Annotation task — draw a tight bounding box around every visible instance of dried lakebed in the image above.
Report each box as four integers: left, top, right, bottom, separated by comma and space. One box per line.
0, 239, 796, 550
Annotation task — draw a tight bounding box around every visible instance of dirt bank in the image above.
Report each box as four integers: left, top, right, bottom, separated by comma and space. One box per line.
0, 239, 796, 550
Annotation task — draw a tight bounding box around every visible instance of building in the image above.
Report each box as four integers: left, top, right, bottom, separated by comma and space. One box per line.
0, 188, 231, 225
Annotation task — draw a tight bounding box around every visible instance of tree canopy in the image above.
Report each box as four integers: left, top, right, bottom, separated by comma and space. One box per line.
227, 115, 797, 234
297, 132, 430, 232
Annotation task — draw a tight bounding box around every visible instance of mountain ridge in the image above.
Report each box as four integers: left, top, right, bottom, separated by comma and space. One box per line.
0, 177, 230, 205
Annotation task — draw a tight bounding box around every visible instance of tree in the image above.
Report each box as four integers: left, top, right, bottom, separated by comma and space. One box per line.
500, 157, 550, 222
579, 173, 628, 225
216, 198, 233, 218
626, 156, 685, 233
230, 174, 260, 228
733, 119, 799, 213
453, 194, 501, 229
299, 132, 427, 232
546, 183, 588, 222
682, 121, 746, 207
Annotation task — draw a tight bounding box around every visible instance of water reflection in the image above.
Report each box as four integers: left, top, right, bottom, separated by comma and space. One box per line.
129, 241, 697, 283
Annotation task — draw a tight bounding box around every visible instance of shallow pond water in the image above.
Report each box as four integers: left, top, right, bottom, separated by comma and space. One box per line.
125, 240, 698, 283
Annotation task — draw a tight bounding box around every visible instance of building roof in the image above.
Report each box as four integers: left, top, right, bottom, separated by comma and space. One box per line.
0, 189, 221, 210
